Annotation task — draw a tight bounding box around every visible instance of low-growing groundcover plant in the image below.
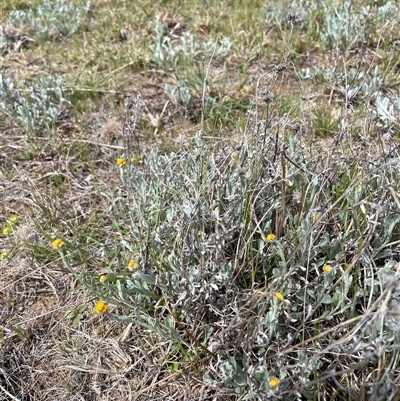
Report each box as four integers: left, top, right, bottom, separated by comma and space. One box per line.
7, 0, 90, 40
0, 74, 66, 138
56, 93, 400, 400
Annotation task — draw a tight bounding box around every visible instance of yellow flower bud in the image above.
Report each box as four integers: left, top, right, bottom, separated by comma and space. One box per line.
117, 157, 127, 167
7, 215, 20, 224
128, 260, 138, 271
269, 377, 280, 390
52, 238, 65, 250
94, 301, 109, 314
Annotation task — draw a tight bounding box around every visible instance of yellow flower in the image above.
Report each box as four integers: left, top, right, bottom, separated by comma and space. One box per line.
117, 157, 127, 167
128, 260, 138, 271
99, 274, 107, 283
231, 150, 239, 160
311, 214, 319, 223
323, 264, 332, 274
2, 227, 10, 236
94, 301, 109, 314
231, 150, 239, 168
52, 238, 65, 250
269, 377, 280, 390
266, 233, 276, 243
7, 215, 20, 224
273, 292, 284, 301
1, 251, 9, 259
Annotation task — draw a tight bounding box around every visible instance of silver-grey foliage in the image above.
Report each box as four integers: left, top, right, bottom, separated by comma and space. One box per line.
0, 74, 66, 135
9, 0, 90, 39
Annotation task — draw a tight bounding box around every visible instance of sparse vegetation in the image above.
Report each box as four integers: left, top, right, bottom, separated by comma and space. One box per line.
1, 0, 400, 400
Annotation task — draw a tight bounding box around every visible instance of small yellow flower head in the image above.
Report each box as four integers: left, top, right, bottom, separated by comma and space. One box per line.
231, 150, 239, 160
99, 274, 107, 283
131, 155, 142, 164
231, 150, 239, 168
266, 233, 276, 243
94, 301, 109, 314
128, 260, 138, 271
117, 157, 127, 167
269, 377, 280, 390
2, 227, 10, 236
273, 292, 284, 301
0, 251, 9, 259
7, 215, 20, 224
52, 238, 65, 250
311, 214, 319, 223
323, 264, 332, 274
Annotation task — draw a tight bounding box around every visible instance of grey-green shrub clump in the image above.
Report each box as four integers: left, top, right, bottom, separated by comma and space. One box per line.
150, 18, 231, 72
265, 0, 399, 52
9, 0, 90, 39
0, 74, 66, 136
61, 96, 400, 399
